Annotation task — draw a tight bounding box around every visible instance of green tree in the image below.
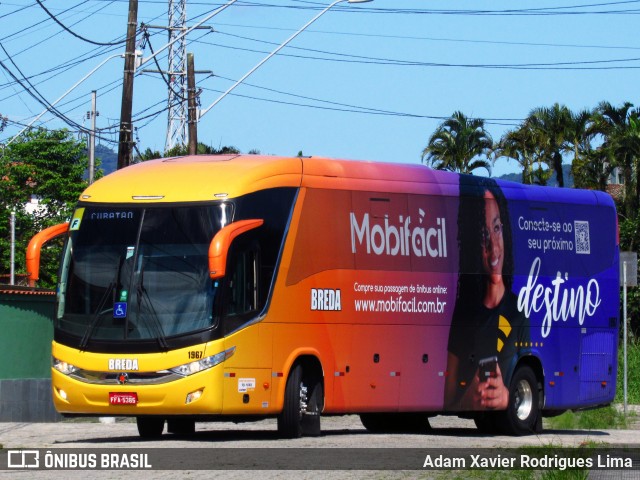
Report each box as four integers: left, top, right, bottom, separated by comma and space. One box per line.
0, 129, 88, 287
526, 103, 573, 187
593, 102, 640, 217
160, 143, 241, 159
135, 147, 163, 161
495, 122, 547, 185
215, 145, 241, 155
566, 108, 614, 191
567, 109, 594, 172
421, 111, 493, 175
572, 147, 615, 191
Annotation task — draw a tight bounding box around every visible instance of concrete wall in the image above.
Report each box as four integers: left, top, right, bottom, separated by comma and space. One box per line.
0, 288, 61, 422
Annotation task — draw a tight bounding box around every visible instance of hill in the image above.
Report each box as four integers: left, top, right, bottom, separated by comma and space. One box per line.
497, 164, 573, 188
95, 144, 117, 175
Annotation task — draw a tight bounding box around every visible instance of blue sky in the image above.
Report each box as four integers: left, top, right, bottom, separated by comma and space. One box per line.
1, 0, 639, 177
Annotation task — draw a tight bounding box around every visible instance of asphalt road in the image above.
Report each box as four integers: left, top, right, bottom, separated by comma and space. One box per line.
1, 414, 639, 479
1, 414, 640, 449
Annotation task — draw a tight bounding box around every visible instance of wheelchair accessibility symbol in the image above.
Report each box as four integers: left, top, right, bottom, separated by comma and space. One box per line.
113, 302, 128, 318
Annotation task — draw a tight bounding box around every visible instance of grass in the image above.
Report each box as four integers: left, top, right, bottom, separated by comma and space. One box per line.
544, 406, 629, 431
433, 471, 534, 480
616, 337, 640, 405
428, 444, 596, 480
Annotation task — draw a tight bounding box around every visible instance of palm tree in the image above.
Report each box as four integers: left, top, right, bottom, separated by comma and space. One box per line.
421, 111, 493, 175
495, 122, 542, 185
526, 103, 573, 187
592, 101, 640, 216
567, 108, 610, 190
567, 109, 594, 164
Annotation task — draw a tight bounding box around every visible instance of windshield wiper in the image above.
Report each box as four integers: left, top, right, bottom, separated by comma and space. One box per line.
134, 259, 170, 350
79, 260, 121, 349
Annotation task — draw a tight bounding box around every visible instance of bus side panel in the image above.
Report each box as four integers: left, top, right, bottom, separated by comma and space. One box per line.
221, 324, 274, 414
579, 327, 617, 402
327, 323, 352, 413
267, 322, 335, 412
270, 178, 618, 416
502, 183, 619, 410
398, 325, 450, 411
265, 271, 449, 413
346, 324, 403, 411
272, 186, 458, 414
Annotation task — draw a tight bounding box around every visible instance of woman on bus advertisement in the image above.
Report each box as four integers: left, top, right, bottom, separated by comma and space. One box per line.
445, 176, 531, 411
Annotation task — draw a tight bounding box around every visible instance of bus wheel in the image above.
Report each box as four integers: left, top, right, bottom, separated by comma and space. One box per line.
473, 412, 499, 434
277, 363, 323, 438
360, 413, 431, 433
136, 416, 165, 438
498, 365, 541, 436
167, 418, 196, 436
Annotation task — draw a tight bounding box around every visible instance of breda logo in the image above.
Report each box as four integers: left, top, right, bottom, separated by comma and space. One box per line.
108, 358, 139, 370
311, 289, 341, 311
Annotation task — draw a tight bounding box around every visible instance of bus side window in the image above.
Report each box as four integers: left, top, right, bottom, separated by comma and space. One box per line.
222, 241, 261, 334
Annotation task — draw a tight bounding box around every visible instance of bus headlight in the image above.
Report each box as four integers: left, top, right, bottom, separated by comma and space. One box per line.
52, 356, 78, 375
169, 346, 235, 377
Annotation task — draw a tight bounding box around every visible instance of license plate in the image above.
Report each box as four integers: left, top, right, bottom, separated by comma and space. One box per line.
109, 392, 138, 405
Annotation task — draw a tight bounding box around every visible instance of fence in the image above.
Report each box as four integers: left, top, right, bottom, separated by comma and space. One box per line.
0, 287, 61, 422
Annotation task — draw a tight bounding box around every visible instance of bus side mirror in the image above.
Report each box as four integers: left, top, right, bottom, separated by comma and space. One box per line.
209, 219, 264, 279
26, 222, 70, 287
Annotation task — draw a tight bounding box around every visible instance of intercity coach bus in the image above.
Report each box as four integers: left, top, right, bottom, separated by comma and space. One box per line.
28, 155, 619, 437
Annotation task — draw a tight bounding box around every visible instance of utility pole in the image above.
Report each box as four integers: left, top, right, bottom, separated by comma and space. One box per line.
187, 53, 197, 155
10, 210, 15, 286
117, 0, 138, 170
87, 90, 98, 184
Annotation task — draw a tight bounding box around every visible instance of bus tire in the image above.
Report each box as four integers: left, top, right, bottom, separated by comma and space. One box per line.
473, 412, 499, 434
498, 365, 541, 436
136, 416, 165, 438
277, 363, 323, 438
360, 413, 431, 433
300, 373, 323, 437
167, 418, 196, 436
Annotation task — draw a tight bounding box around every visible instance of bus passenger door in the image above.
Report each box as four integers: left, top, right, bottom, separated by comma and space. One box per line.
220, 240, 272, 414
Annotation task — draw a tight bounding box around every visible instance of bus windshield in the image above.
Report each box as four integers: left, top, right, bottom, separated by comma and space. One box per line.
57, 203, 232, 346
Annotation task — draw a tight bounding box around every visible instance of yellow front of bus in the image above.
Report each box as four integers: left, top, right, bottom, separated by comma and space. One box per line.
50, 163, 299, 420
52, 340, 234, 416
50, 200, 238, 417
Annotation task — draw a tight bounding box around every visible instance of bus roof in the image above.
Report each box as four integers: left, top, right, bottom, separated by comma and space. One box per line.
79, 154, 612, 207
81, 155, 302, 203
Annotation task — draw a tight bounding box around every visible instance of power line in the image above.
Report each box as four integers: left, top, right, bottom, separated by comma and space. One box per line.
211, 21, 640, 52
199, 84, 522, 126
196, 32, 640, 71
1, 1, 92, 44
34, 0, 127, 46
141, 28, 187, 102
0, 47, 121, 99
216, 0, 640, 15
3, 0, 637, 158
60, 0, 640, 14
281, 0, 640, 15
0, 1, 37, 20
0, 43, 88, 133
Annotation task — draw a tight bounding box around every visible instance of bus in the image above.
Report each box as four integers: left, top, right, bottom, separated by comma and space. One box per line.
29, 155, 619, 438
